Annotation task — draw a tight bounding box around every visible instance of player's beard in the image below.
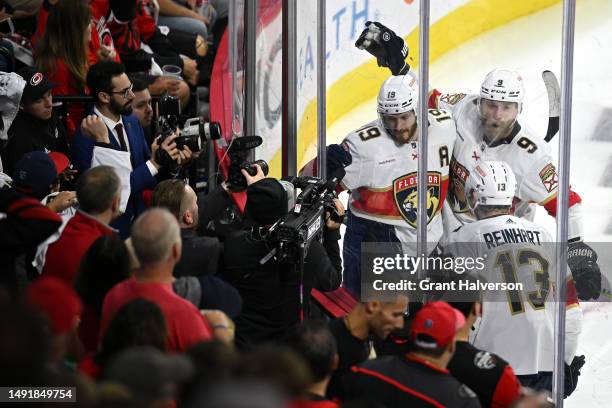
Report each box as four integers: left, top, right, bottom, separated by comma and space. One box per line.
481, 117, 515, 145
393, 123, 418, 144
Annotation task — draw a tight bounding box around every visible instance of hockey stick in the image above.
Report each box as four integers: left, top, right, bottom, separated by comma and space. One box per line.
542, 70, 561, 142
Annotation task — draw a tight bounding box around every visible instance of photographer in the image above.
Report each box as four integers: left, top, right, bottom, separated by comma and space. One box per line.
71, 61, 192, 237
221, 165, 344, 349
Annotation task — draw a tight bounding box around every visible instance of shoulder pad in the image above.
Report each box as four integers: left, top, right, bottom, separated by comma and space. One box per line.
440, 92, 468, 106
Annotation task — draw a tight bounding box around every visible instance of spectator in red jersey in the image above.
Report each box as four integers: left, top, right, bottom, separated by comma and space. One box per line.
34, 0, 118, 61
100, 208, 216, 352
90, 0, 121, 62
35, 0, 92, 137
43, 166, 121, 285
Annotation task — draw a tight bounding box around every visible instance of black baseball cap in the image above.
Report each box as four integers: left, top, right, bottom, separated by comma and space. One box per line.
13, 151, 70, 194
17, 67, 55, 102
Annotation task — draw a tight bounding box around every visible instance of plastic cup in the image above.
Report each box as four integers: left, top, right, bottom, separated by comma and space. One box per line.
161, 64, 183, 80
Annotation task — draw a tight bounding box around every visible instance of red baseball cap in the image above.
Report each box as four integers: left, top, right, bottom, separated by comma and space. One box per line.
410, 301, 465, 349
48, 151, 70, 175
26, 276, 82, 336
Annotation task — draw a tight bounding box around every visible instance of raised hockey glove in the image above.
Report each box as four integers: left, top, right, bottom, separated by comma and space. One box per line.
355, 21, 409, 75
326, 143, 352, 176
564, 354, 586, 398
567, 241, 601, 300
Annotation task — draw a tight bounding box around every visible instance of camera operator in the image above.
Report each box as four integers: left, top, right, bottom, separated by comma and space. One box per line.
221, 165, 344, 349
71, 61, 192, 238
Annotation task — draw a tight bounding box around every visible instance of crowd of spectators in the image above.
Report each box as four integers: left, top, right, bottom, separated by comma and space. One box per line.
0, 1, 556, 407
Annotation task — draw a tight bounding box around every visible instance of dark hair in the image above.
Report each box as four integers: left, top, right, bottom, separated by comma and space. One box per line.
76, 166, 121, 214
99, 299, 168, 366
410, 336, 450, 358
151, 179, 187, 220
238, 345, 311, 397
36, 0, 90, 92
181, 341, 240, 402
87, 61, 127, 104
447, 302, 476, 319
75, 234, 131, 315
130, 76, 149, 93
441, 275, 481, 318
284, 320, 337, 382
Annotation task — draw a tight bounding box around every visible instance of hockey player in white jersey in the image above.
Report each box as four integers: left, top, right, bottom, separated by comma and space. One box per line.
354, 21, 601, 302
441, 161, 583, 394
336, 74, 455, 298
430, 69, 601, 302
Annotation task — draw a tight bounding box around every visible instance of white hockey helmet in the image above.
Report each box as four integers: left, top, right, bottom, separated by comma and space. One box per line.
479, 69, 524, 108
464, 160, 517, 211
377, 74, 418, 115
377, 74, 419, 141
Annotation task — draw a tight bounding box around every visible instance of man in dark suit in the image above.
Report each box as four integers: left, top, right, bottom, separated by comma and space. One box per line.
71, 61, 189, 237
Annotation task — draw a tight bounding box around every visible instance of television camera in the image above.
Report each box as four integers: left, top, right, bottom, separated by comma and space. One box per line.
263, 168, 346, 265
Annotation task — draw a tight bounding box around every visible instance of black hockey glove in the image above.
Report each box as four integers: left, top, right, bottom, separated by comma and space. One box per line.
564, 354, 586, 398
355, 21, 409, 76
567, 242, 602, 300
326, 144, 352, 176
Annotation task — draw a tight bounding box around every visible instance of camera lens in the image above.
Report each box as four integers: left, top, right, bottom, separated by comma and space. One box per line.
203, 121, 222, 141
254, 160, 269, 176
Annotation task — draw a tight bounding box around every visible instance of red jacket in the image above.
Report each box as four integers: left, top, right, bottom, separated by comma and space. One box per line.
101, 278, 214, 352
42, 211, 114, 285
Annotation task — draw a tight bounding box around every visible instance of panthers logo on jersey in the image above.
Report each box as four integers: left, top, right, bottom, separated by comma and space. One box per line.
393, 171, 442, 228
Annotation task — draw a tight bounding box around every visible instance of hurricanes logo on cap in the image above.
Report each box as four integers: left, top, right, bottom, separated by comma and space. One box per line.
30, 73, 44, 86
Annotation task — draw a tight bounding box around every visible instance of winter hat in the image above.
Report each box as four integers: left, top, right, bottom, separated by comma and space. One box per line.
245, 178, 289, 225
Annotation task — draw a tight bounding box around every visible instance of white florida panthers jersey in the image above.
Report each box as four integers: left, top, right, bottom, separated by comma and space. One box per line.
341, 109, 456, 254
434, 93, 561, 231
441, 214, 556, 375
